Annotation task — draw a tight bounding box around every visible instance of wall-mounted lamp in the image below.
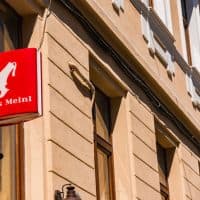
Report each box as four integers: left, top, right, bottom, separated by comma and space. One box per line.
55, 184, 81, 200
0, 153, 3, 160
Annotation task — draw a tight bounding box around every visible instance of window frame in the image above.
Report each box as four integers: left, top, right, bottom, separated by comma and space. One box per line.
93, 87, 116, 200
157, 142, 170, 200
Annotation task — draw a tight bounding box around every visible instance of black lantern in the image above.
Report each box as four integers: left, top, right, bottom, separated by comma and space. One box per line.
55, 184, 81, 200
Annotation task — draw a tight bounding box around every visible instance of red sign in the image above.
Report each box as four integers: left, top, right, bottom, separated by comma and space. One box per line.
0, 48, 42, 125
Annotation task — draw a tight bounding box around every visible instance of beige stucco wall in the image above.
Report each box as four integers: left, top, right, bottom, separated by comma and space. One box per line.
70, 0, 200, 137
41, 1, 200, 200
6, 0, 200, 200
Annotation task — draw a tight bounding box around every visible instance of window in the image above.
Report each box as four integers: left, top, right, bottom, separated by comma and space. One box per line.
181, 0, 200, 71
152, 0, 174, 76
156, 122, 181, 200
0, 2, 24, 200
153, 0, 173, 32
90, 57, 130, 199
0, 125, 24, 200
141, 0, 173, 32
94, 87, 115, 200
140, 0, 175, 76
157, 143, 170, 200
0, 3, 21, 51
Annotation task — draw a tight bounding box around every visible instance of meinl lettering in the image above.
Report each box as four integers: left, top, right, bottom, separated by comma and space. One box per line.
5, 96, 32, 105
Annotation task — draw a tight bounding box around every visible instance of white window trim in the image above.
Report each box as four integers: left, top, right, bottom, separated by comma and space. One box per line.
186, 74, 200, 108
141, 6, 155, 53
166, 51, 175, 76
112, 0, 124, 11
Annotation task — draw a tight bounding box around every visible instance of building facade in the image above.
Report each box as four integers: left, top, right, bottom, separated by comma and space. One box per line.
1, 0, 200, 199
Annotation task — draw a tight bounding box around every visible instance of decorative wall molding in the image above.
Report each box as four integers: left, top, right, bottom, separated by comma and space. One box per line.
112, 0, 124, 11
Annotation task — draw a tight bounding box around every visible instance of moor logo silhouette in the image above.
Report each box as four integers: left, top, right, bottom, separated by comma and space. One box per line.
0, 62, 17, 98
